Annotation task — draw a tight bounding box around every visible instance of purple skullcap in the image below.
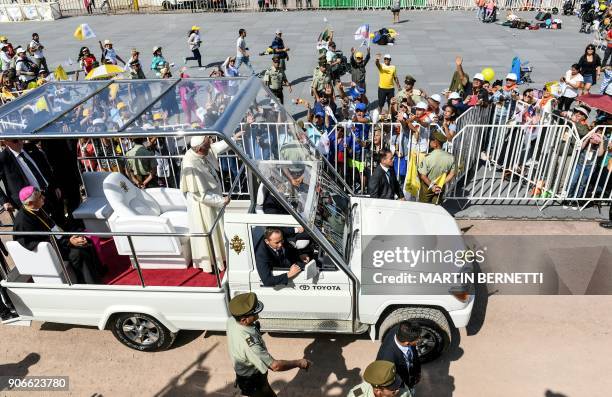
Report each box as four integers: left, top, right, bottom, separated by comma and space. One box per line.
19, 186, 37, 203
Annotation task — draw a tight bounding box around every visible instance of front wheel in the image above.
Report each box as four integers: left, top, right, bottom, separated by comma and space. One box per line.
110, 312, 176, 352
378, 307, 451, 363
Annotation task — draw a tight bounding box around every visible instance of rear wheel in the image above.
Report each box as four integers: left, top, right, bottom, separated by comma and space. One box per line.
110, 313, 175, 352
378, 307, 451, 363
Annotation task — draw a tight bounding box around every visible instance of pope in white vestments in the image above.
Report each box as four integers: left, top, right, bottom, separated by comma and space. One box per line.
180, 135, 230, 272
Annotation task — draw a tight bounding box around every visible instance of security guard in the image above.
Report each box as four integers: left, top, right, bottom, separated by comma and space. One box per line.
227, 292, 311, 397
262, 55, 291, 104
417, 129, 456, 204
347, 360, 412, 397
310, 58, 332, 98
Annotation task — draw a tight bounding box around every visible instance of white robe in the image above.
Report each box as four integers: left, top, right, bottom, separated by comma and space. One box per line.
180, 141, 228, 272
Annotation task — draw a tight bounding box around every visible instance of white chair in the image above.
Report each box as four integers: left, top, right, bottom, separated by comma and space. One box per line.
103, 172, 191, 269
72, 172, 114, 232
6, 241, 74, 284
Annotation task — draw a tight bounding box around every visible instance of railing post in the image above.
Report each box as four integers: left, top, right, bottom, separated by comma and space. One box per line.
127, 235, 146, 288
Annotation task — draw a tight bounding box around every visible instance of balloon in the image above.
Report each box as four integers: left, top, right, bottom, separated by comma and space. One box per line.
481, 67, 495, 82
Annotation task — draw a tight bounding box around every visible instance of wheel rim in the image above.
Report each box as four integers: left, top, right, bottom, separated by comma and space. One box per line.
416, 327, 438, 357
121, 316, 160, 346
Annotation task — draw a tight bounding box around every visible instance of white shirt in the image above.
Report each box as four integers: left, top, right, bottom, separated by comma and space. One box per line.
0, 51, 10, 71
8, 147, 48, 189
29, 40, 44, 59
188, 32, 201, 51
103, 48, 118, 65
236, 36, 247, 58
562, 71, 584, 99
394, 336, 414, 368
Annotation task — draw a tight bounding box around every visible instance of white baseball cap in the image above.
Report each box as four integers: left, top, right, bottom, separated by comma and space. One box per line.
275, 29, 282, 34
16, 47, 25, 54
190, 136, 205, 148
473, 73, 485, 81
103, 39, 112, 45
383, 54, 391, 59
415, 101, 428, 110
448, 92, 461, 100
505, 72, 518, 81
430, 94, 442, 103
92, 118, 104, 126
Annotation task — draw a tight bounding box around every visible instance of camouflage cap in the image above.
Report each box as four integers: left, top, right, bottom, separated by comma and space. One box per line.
363, 361, 402, 389
229, 292, 264, 317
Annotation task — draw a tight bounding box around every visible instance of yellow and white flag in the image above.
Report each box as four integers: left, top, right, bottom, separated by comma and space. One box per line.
54, 65, 68, 81
74, 23, 96, 41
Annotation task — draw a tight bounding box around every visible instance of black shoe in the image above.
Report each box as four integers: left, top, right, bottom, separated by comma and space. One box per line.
600, 221, 612, 229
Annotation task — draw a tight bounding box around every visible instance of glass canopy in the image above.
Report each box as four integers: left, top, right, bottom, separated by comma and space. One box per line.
0, 76, 350, 259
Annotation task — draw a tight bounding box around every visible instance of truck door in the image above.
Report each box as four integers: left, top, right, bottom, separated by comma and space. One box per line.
247, 225, 352, 328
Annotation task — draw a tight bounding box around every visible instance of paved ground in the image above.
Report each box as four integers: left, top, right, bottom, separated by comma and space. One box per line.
1, 220, 611, 397
0, 9, 599, 120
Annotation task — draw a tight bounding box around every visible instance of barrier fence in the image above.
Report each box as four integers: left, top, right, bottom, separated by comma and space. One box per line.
2, 0, 568, 17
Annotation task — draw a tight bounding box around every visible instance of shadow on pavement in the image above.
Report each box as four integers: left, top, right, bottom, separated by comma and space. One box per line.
289, 75, 312, 86
545, 390, 568, 397
39, 322, 98, 332
153, 343, 219, 397
0, 352, 40, 390
281, 336, 362, 396
172, 330, 206, 349
418, 326, 463, 397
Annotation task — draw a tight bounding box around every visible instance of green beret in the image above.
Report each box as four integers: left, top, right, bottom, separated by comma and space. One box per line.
363, 361, 402, 389
229, 292, 264, 317
432, 129, 448, 144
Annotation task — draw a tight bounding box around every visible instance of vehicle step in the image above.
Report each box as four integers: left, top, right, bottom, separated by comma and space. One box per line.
259, 318, 368, 334
1, 318, 31, 326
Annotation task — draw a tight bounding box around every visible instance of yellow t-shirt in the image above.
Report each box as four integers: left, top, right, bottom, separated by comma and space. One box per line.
377, 63, 396, 89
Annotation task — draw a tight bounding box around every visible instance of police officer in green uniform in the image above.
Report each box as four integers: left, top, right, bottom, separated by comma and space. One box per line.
311, 58, 332, 99
262, 55, 291, 105
227, 292, 312, 397
347, 360, 412, 397
417, 129, 456, 204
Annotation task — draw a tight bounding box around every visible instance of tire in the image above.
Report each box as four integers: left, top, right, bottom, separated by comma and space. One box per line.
378, 307, 451, 363
110, 313, 176, 352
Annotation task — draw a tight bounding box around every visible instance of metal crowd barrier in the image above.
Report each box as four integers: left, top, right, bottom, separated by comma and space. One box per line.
10, 0, 566, 16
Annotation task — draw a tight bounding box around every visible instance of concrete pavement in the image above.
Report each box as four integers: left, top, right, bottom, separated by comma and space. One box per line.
1, 220, 611, 396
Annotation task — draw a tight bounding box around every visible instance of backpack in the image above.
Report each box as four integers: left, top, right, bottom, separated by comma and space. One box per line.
535, 11, 552, 20
373, 28, 393, 45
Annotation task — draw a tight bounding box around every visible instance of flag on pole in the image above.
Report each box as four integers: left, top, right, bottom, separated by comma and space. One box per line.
54, 65, 68, 81
354, 24, 370, 41
73, 23, 96, 41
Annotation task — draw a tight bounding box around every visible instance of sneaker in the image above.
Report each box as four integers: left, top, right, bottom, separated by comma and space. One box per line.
198, 67, 206, 71
183, 57, 187, 65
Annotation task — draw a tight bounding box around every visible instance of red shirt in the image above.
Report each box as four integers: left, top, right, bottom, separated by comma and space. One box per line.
607, 29, 612, 48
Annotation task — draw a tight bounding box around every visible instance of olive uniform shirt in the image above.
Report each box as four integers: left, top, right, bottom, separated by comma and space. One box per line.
125, 144, 156, 177
311, 68, 331, 94
347, 382, 412, 397
417, 148, 455, 182
263, 66, 287, 91
227, 317, 275, 377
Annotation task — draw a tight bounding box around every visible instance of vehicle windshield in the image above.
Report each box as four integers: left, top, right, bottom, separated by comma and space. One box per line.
230, 85, 351, 256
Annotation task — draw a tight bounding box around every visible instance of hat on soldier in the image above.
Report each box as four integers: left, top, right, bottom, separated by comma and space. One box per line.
432, 129, 448, 143
229, 292, 264, 317
272, 54, 281, 61
363, 361, 402, 389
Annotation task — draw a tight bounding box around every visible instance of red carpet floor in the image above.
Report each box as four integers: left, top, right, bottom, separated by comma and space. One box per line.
90, 236, 223, 288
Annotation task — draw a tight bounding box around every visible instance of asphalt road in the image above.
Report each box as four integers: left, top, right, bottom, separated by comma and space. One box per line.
1, 220, 611, 397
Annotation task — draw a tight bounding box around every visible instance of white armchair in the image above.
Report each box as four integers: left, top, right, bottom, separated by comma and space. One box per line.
103, 172, 191, 269
6, 241, 75, 284
72, 172, 114, 232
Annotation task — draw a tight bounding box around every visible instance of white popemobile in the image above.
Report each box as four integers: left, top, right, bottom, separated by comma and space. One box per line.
0, 77, 473, 361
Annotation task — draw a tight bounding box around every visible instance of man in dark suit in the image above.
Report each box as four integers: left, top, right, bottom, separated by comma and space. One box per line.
13, 186, 101, 284
376, 321, 422, 393
0, 139, 64, 225
368, 149, 405, 200
255, 228, 308, 287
